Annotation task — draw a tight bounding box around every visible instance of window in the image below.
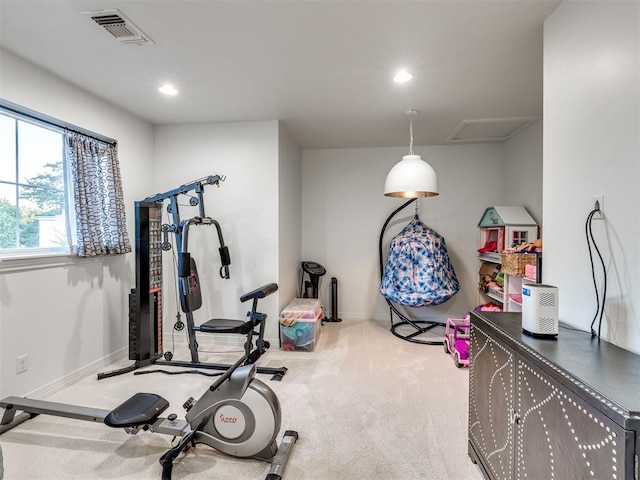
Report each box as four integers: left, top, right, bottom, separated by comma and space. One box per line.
0, 110, 69, 257
0, 101, 129, 264
512, 230, 529, 246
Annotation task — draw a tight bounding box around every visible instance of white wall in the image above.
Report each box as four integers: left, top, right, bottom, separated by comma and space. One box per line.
301, 144, 506, 324
278, 125, 302, 309
0, 48, 155, 398
153, 121, 284, 343
544, 2, 640, 352
503, 119, 543, 227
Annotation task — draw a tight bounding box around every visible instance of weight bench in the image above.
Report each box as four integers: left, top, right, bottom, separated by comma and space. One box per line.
196, 282, 279, 357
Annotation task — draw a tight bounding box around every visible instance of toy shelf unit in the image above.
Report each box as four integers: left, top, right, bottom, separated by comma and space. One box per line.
477, 206, 538, 312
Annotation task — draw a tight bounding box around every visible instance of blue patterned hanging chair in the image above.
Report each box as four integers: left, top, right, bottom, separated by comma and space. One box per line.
380, 215, 459, 307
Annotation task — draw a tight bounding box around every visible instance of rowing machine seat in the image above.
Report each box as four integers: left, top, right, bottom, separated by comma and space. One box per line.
104, 393, 169, 428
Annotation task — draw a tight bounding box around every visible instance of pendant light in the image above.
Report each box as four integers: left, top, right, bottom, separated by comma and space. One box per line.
383, 109, 439, 198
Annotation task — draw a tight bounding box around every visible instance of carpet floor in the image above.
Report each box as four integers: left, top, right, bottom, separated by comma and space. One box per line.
0, 317, 484, 480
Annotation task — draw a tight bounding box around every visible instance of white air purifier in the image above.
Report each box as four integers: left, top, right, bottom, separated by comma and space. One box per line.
521, 284, 559, 338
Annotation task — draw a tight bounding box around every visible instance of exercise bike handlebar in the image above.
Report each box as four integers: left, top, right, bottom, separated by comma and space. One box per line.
206, 342, 266, 393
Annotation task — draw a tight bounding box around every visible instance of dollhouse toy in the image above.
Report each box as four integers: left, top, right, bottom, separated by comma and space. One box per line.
477, 206, 539, 312
477, 206, 538, 262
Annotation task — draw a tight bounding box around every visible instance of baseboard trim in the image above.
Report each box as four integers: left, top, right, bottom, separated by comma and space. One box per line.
338, 312, 388, 322
25, 332, 284, 400
28, 347, 128, 399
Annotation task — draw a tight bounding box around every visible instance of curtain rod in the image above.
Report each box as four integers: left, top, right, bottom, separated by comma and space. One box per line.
0, 98, 117, 147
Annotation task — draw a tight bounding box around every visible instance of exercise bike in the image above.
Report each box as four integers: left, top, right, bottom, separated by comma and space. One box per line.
0, 283, 297, 480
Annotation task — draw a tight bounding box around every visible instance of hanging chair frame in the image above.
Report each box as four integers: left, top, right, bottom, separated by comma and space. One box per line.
378, 198, 445, 345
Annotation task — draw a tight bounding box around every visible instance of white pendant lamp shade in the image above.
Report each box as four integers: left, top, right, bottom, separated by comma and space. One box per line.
384, 109, 439, 198
384, 154, 439, 198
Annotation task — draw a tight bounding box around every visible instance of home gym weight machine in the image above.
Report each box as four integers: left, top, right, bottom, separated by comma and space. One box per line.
0, 283, 298, 480
98, 174, 287, 380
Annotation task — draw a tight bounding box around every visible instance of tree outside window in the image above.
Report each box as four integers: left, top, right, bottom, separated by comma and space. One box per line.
0, 112, 67, 254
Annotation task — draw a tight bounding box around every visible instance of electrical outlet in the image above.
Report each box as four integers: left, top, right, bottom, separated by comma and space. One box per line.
593, 194, 604, 219
16, 354, 28, 374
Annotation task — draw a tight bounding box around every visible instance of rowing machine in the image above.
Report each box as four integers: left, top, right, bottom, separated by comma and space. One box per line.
0, 284, 297, 480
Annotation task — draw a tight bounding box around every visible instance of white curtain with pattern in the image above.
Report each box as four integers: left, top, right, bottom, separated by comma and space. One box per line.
65, 132, 131, 257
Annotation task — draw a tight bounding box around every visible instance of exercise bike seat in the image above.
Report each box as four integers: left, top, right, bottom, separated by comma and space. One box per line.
104, 393, 169, 428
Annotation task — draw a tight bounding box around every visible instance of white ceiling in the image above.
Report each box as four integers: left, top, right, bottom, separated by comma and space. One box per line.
0, 0, 560, 149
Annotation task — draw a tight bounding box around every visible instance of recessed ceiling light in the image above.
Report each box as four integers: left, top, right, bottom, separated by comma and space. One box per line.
159, 84, 178, 95
393, 70, 412, 83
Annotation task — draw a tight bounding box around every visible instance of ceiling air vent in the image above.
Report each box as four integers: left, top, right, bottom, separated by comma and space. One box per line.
84, 9, 153, 45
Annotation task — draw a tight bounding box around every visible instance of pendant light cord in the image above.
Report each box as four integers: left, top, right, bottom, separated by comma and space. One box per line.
409, 115, 414, 155
407, 109, 418, 155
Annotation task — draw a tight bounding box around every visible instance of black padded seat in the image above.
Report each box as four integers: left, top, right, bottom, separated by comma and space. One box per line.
104, 393, 169, 428
199, 318, 254, 334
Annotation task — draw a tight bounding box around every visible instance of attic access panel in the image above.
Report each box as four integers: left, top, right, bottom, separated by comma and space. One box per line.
447, 118, 540, 143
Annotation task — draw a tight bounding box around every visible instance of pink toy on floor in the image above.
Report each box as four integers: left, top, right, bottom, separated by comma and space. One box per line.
444, 316, 471, 368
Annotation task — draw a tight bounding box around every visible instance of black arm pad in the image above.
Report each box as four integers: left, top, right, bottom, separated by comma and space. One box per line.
219, 246, 231, 266
240, 283, 279, 303
178, 253, 191, 278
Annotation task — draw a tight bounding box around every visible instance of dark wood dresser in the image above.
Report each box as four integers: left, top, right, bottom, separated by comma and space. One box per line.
469, 311, 640, 480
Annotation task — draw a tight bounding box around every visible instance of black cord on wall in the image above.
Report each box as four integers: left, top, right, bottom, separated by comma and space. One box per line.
585, 202, 607, 339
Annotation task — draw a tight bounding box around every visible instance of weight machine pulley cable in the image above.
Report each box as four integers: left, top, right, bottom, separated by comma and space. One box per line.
134, 369, 223, 377
164, 207, 184, 361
